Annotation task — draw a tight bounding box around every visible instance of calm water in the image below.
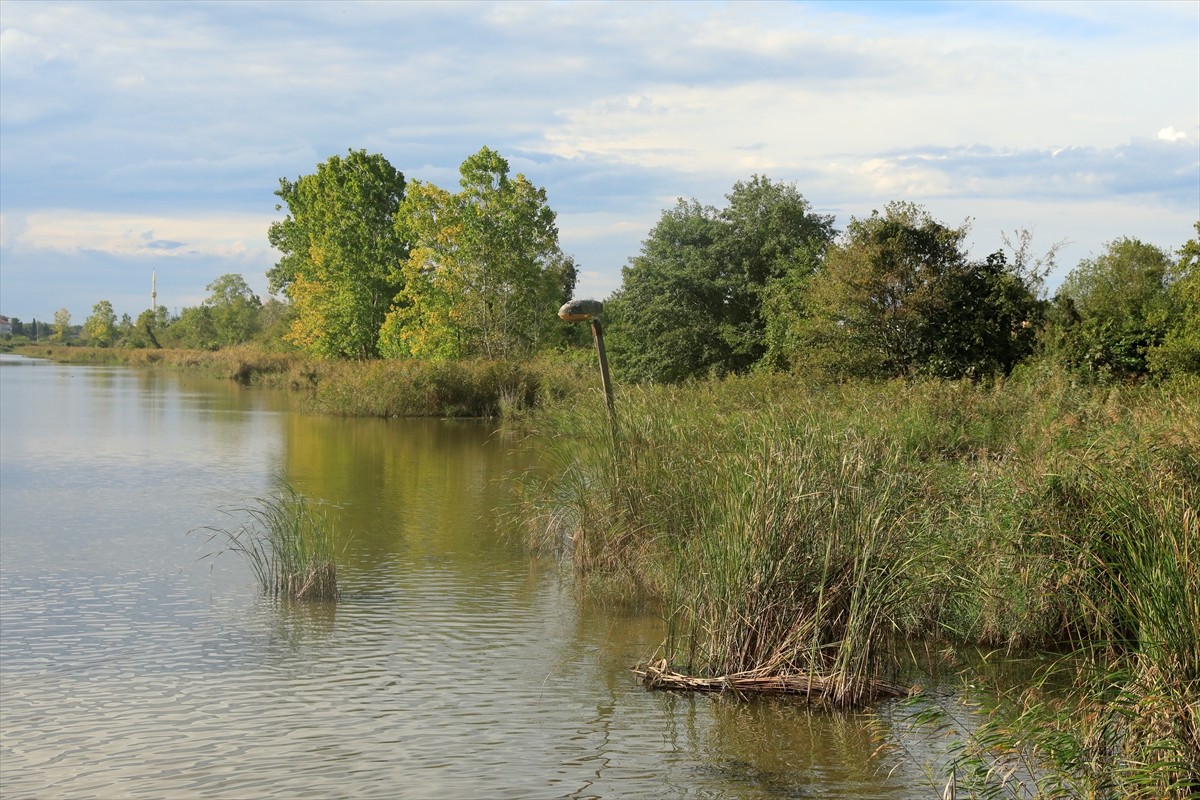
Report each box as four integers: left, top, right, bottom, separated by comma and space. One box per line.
0, 354, 949, 799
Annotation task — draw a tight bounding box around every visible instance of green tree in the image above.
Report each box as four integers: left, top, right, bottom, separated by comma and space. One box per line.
170, 305, 218, 350
256, 297, 298, 351
1056, 237, 1174, 379
716, 176, 836, 371
51, 308, 71, 343
798, 202, 1040, 379
608, 177, 835, 383
268, 149, 407, 359
82, 300, 118, 347
606, 199, 724, 383
379, 146, 575, 360
203, 273, 261, 347
1147, 222, 1200, 378
116, 313, 134, 346
133, 306, 169, 349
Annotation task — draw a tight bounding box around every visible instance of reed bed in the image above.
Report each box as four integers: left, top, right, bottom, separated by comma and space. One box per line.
930, 456, 1199, 799
306, 354, 591, 418
16, 343, 307, 383
199, 485, 340, 601
23, 344, 595, 418
516, 367, 1199, 765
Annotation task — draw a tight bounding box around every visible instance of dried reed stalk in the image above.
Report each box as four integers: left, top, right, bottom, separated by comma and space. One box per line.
633, 658, 906, 701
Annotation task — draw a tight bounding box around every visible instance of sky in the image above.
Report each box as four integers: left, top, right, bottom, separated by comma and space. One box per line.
1, 0, 1198, 326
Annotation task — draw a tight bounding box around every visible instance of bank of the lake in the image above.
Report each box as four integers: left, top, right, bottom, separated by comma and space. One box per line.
10, 344, 1199, 796
12, 343, 596, 418
5, 353, 957, 798
515, 365, 1199, 798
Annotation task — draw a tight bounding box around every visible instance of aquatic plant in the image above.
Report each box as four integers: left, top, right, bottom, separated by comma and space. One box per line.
923, 457, 1198, 799
517, 367, 1198, 719
200, 484, 339, 601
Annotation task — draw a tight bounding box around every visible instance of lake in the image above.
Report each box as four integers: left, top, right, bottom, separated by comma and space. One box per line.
0, 353, 951, 798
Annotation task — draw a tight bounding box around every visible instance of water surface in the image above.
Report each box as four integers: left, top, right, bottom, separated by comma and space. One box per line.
0, 354, 947, 798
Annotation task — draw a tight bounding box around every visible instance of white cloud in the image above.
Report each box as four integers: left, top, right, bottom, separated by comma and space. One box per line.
2, 210, 274, 261
1, 0, 1196, 318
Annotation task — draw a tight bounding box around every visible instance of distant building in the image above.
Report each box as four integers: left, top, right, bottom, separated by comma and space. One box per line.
0, 316, 11, 336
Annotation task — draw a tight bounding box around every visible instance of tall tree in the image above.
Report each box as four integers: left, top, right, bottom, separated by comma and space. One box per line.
1148, 223, 1200, 377
82, 300, 117, 347
268, 150, 407, 359
606, 199, 725, 383
609, 177, 835, 383
380, 147, 575, 360
204, 273, 262, 347
1056, 237, 1174, 379
170, 306, 217, 350
798, 202, 1040, 379
51, 308, 71, 343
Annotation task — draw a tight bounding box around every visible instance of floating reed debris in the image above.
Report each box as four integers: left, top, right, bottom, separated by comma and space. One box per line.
634, 659, 907, 701
198, 484, 340, 601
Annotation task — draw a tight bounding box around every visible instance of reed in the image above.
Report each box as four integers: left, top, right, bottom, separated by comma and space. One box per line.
306, 357, 555, 418
199, 484, 340, 601
15, 343, 307, 380
932, 456, 1199, 799
19, 344, 595, 417
517, 367, 1198, 717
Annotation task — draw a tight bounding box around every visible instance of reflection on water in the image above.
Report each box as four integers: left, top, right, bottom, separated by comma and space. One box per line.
0, 355, 948, 798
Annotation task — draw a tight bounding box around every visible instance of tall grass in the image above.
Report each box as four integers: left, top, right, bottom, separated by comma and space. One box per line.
306, 355, 589, 418
199, 484, 340, 601
517, 368, 1198, 719
23, 343, 596, 418
930, 456, 1199, 799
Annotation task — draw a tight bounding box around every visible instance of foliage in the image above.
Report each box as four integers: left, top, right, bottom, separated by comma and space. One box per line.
169, 305, 218, 350
254, 296, 299, 352
204, 273, 263, 347
268, 149, 408, 359
198, 484, 339, 601
127, 306, 168, 349
51, 308, 71, 343
379, 147, 576, 360
82, 300, 117, 347
167, 274, 264, 351
608, 177, 835, 382
797, 202, 1042, 380
1054, 236, 1174, 379
1147, 222, 1200, 378
909, 456, 1198, 799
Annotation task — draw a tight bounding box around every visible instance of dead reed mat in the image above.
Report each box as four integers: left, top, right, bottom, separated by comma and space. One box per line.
634, 659, 907, 701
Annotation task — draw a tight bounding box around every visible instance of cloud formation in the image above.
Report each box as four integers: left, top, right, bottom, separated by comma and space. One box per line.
1, 0, 1196, 321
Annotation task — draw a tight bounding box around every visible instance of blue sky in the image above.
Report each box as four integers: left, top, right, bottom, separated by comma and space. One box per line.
1, 0, 1197, 325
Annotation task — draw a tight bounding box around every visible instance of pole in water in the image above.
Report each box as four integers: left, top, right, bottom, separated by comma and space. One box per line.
558, 299, 618, 438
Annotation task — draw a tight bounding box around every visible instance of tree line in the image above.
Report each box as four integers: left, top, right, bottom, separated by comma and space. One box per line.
27, 146, 1198, 384
607, 181, 1198, 383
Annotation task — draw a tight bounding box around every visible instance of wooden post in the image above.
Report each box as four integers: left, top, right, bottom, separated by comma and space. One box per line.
591, 319, 617, 439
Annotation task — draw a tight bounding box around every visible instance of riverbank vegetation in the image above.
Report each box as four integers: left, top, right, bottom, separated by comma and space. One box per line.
514, 368, 1198, 795
4, 148, 1196, 795
199, 485, 340, 602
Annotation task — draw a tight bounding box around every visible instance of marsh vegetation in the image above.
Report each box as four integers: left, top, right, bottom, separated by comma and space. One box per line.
516, 367, 1199, 796
199, 484, 340, 601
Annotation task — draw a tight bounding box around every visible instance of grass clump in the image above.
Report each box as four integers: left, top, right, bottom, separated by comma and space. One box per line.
200, 484, 340, 601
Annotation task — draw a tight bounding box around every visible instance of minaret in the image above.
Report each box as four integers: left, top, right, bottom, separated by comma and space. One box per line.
152, 270, 157, 310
